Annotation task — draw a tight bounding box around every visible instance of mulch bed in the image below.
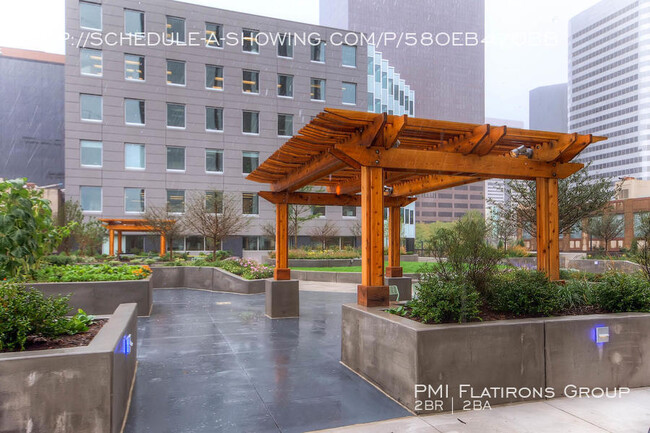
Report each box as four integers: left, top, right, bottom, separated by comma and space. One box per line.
1, 319, 108, 353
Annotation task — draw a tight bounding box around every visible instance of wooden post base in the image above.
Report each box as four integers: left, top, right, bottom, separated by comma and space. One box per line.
274, 268, 291, 280
357, 285, 389, 307
386, 266, 403, 278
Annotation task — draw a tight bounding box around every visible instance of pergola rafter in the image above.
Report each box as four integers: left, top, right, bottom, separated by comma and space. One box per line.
247, 108, 605, 307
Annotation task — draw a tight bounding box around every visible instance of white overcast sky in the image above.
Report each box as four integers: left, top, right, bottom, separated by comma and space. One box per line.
0, 0, 602, 126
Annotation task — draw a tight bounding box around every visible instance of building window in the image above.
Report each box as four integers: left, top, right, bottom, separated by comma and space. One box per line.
80, 186, 101, 212
311, 205, 325, 216
125, 143, 145, 169
166, 16, 185, 43
167, 103, 185, 128
124, 9, 144, 35
367, 56, 373, 75
342, 45, 356, 67
205, 22, 223, 48
277, 74, 293, 97
310, 39, 325, 62
167, 60, 185, 85
166, 146, 185, 171
310, 78, 325, 101
205, 65, 223, 90
242, 28, 259, 53
206, 107, 223, 131
166, 189, 185, 213
242, 151, 259, 174
124, 54, 144, 80
277, 34, 293, 58
80, 1, 102, 30
342, 206, 356, 217
242, 111, 259, 134
206, 149, 223, 173
80, 94, 102, 121
342, 82, 356, 105
242, 192, 259, 215
278, 114, 293, 137
205, 191, 223, 213
125, 188, 145, 213
80, 48, 102, 76
186, 236, 205, 251
242, 70, 259, 93
80, 140, 102, 167
243, 236, 273, 250
367, 94, 373, 112
125, 99, 145, 125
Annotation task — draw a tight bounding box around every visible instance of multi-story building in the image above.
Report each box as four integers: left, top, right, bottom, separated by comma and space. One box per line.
529, 83, 568, 133
0, 47, 65, 186
64, 0, 371, 256
569, 0, 645, 179
321, 0, 486, 224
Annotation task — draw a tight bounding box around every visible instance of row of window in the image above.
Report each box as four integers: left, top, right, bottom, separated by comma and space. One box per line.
79, 2, 357, 65
78, 186, 360, 218
80, 50, 356, 104
80, 95, 300, 135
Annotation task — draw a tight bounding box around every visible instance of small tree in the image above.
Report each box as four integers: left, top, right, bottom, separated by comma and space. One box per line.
350, 220, 362, 248
310, 220, 340, 250
184, 191, 249, 260
0, 178, 72, 278
62, 200, 106, 255
426, 212, 504, 294
488, 205, 517, 251
583, 212, 624, 253
633, 214, 650, 280
496, 166, 618, 238
143, 205, 184, 260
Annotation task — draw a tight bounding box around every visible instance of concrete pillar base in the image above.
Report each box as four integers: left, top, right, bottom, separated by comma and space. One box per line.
265, 279, 299, 319
386, 276, 412, 301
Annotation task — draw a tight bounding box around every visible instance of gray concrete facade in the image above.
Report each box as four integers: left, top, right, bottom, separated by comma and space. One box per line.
64, 0, 367, 254
151, 266, 266, 293
529, 83, 568, 133
0, 303, 138, 433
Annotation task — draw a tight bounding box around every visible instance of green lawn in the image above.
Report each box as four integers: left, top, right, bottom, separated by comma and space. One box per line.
292, 261, 429, 273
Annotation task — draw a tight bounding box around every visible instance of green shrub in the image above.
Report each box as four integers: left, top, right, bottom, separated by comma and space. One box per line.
556, 279, 595, 310
593, 272, 650, 313
489, 269, 560, 316
559, 269, 602, 282
408, 276, 480, 324
0, 283, 91, 351
44, 253, 78, 266
66, 309, 96, 335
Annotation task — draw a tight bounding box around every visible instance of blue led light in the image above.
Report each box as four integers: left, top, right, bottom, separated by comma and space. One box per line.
120, 334, 133, 355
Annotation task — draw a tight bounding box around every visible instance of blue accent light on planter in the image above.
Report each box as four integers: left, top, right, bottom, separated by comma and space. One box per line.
119, 334, 133, 355
593, 326, 609, 345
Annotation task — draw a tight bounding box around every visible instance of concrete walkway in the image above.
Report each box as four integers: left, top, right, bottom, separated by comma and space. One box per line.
309, 387, 650, 433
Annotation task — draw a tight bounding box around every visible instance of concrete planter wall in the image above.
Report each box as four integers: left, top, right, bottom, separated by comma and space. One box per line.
506, 257, 642, 274
342, 304, 650, 414
290, 270, 418, 284
27, 276, 152, 316
0, 303, 138, 433
151, 266, 266, 294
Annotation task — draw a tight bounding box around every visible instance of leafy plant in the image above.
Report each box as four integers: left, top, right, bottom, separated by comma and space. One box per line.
409, 276, 480, 324
593, 272, 650, 313
0, 178, 74, 279
28, 264, 151, 282
66, 309, 96, 334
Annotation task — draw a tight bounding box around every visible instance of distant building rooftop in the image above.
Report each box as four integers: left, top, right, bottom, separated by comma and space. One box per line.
0, 47, 64, 64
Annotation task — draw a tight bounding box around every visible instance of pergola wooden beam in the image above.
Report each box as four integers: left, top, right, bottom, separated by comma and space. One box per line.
334, 143, 583, 179
258, 191, 416, 207
389, 174, 484, 197
270, 153, 347, 192
329, 172, 414, 196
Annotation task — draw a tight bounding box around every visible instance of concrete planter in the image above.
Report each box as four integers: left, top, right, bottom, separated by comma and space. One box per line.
342, 304, 650, 414
27, 276, 153, 316
151, 266, 266, 294
0, 303, 138, 433
506, 257, 642, 274
267, 255, 419, 267
290, 270, 418, 284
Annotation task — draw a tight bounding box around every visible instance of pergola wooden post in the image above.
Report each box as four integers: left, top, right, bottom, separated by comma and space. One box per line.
99, 218, 172, 258
246, 108, 604, 307
386, 206, 403, 278
159, 235, 166, 257
117, 231, 123, 255
358, 166, 389, 306
274, 202, 291, 280
536, 178, 560, 280
108, 229, 115, 256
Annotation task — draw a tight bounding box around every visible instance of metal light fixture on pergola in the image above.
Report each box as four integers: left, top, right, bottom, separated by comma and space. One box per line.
99, 218, 168, 257
247, 108, 605, 307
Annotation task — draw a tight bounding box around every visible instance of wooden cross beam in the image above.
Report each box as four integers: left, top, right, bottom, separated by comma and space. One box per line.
258, 191, 416, 207
389, 174, 485, 197
333, 143, 583, 179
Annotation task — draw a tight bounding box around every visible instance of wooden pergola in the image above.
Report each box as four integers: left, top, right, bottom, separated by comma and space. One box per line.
99, 218, 166, 256
247, 109, 605, 307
